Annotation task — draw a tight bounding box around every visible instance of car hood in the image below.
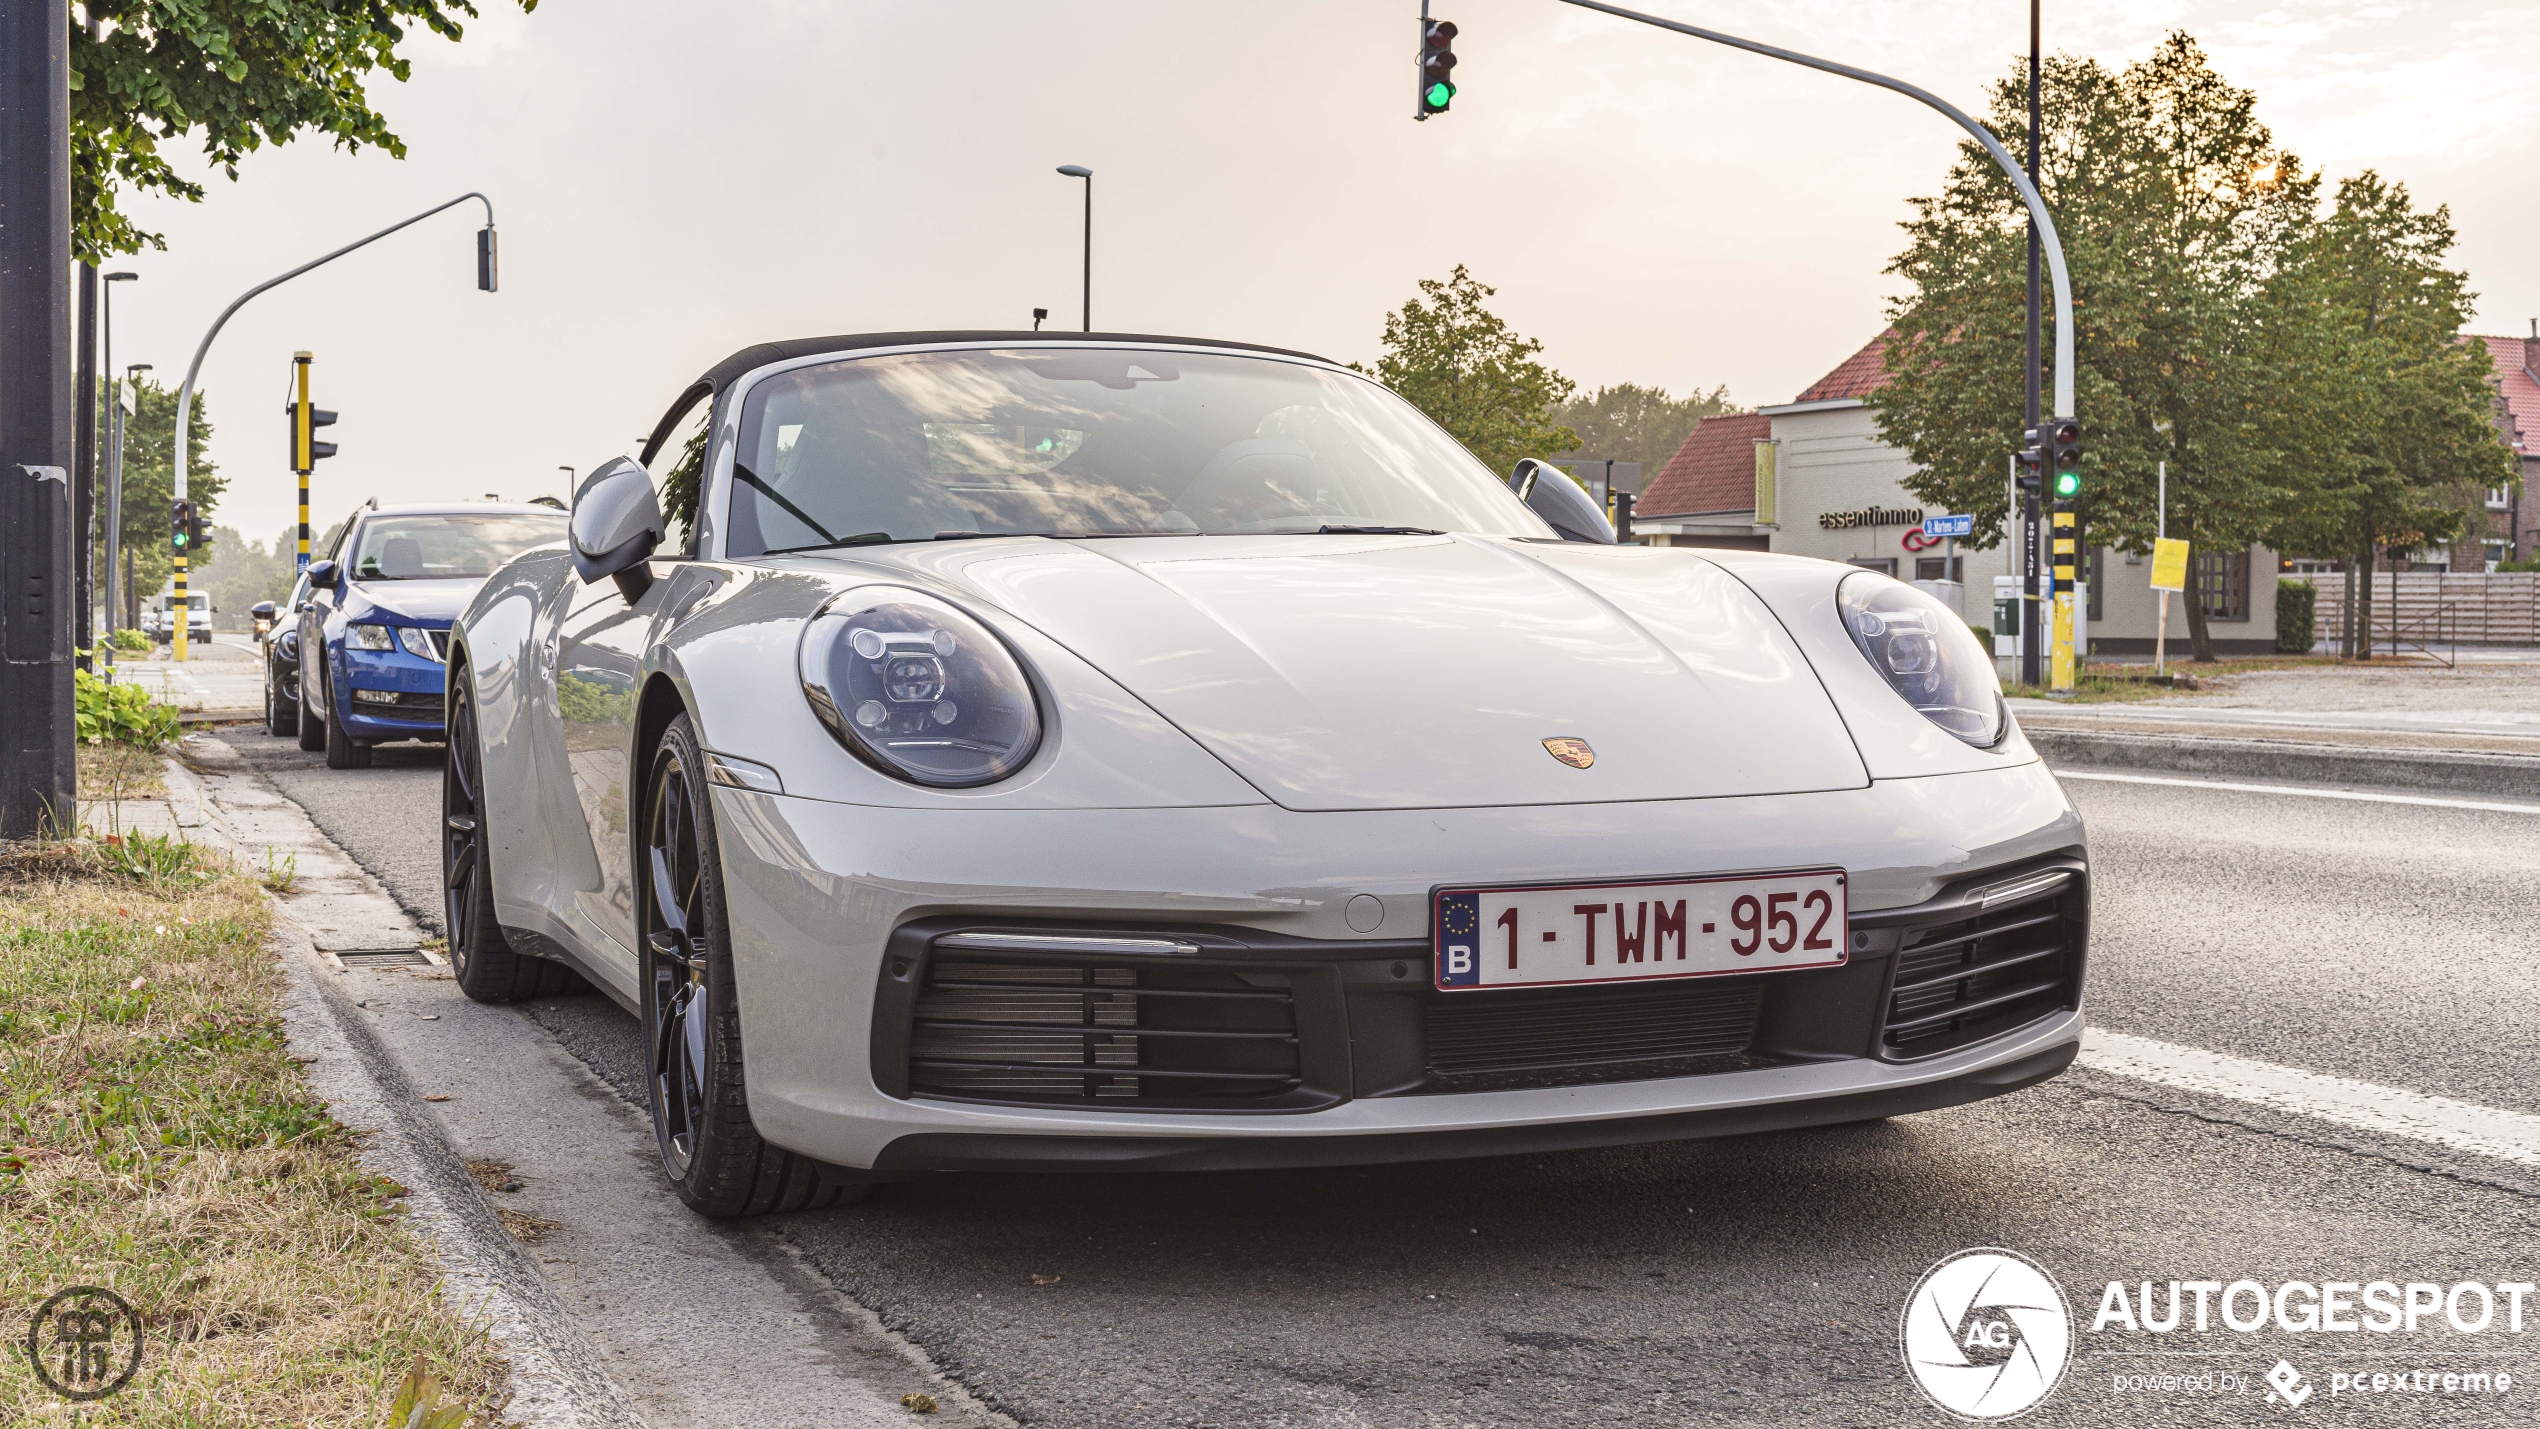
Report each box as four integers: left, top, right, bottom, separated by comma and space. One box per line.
876, 535, 1869, 812
343, 578, 478, 626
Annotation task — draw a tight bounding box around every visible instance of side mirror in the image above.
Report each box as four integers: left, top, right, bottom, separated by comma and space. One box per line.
307, 559, 342, 590
571, 457, 664, 602
251, 601, 274, 620
1509, 458, 1617, 544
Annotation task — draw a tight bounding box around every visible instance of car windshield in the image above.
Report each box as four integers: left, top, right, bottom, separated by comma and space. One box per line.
347, 513, 567, 580
723, 348, 1550, 554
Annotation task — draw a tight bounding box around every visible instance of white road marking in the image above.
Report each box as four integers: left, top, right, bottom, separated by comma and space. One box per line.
2079, 1028, 2540, 1170
2057, 769, 2540, 816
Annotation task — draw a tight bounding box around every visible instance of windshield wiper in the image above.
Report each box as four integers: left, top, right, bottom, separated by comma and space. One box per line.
764, 531, 896, 555
734, 462, 841, 548
1310, 524, 1444, 536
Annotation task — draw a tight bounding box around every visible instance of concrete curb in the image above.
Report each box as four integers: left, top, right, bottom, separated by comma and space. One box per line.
155, 751, 643, 1428
2025, 727, 2540, 799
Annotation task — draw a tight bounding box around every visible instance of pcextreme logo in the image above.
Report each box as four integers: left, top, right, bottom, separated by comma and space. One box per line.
1900, 1248, 2074, 1421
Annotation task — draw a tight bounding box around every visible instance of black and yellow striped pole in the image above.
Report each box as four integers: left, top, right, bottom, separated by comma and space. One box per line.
170, 497, 194, 662
2047, 420, 2083, 690
286, 350, 337, 574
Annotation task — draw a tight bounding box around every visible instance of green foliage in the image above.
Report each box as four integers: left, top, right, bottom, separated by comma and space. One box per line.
659, 421, 710, 542
557, 672, 633, 726
101, 373, 221, 613
1367, 266, 1578, 477
70, 1, 540, 261
2275, 579, 2316, 653
1552, 382, 1741, 474
110, 627, 149, 653
1867, 32, 2509, 662
74, 667, 180, 748
386, 1356, 473, 1429
95, 829, 221, 889
199, 523, 303, 626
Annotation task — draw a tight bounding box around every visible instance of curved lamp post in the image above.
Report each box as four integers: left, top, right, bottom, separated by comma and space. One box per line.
1055, 166, 1092, 332
167, 192, 498, 660
1555, 0, 2074, 422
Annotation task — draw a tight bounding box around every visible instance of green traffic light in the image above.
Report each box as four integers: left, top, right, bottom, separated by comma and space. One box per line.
1426, 81, 1454, 108
2053, 471, 2081, 498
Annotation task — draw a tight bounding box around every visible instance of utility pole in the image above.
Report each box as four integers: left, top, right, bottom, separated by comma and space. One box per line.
0, 0, 77, 838
74, 263, 96, 672
2022, 0, 2042, 690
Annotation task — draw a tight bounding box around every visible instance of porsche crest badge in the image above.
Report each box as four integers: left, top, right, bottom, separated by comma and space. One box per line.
1542, 737, 1595, 769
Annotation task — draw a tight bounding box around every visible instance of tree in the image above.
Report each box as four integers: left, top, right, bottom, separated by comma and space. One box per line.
198, 524, 300, 627
1554, 382, 1741, 474
2275, 173, 2513, 655
1867, 35, 2328, 660
98, 375, 222, 621
71, 0, 537, 261
1368, 266, 1578, 477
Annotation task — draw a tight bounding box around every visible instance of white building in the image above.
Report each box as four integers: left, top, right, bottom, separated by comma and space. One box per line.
1630, 332, 2281, 657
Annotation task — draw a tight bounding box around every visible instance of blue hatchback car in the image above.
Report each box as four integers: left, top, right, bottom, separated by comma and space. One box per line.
295, 502, 569, 768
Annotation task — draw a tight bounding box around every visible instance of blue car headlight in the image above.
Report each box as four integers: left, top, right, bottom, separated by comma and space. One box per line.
798, 588, 1041, 787
349, 623, 393, 651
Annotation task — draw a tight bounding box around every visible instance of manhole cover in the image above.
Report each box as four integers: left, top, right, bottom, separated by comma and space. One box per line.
331, 948, 431, 968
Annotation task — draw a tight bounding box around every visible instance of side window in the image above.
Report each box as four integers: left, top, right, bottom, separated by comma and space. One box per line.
645, 390, 712, 558
321, 517, 354, 562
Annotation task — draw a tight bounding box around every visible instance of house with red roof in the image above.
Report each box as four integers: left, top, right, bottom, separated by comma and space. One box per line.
1635, 329, 2286, 657
2471, 329, 2538, 566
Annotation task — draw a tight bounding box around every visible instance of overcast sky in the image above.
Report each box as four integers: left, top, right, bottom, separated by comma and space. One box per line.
103, 0, 2540, 545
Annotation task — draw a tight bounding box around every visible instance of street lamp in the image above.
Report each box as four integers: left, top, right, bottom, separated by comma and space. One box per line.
1056, 165, 1092, 332
168, 192, 498, 661
97, 272, 138, 682
114, 362, 150, 644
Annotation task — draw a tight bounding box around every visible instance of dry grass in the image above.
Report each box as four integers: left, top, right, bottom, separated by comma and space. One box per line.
2008, 654, 2346, 703
78, 742, 167, 803
0, 846, 506, 1425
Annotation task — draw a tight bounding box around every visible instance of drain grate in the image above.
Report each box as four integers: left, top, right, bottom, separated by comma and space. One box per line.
331, 948, 432, 968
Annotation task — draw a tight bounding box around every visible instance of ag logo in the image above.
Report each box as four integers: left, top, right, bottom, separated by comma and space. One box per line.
1900, 1248, 2071, 1420
26, 1284, 143, 1401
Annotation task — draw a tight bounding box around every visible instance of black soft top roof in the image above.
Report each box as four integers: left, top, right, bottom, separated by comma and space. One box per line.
643, 331, 1340, 466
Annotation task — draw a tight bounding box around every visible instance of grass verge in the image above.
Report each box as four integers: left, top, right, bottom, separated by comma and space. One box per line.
2007, 655, 2346, 703
0, 839, 504, 1425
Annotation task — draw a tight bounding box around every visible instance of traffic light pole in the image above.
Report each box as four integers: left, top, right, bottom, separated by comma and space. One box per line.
2022, 0, 2043, 690
1556, 0, 2081, 681
0, 0, 77, 839
167, 191, 499, 660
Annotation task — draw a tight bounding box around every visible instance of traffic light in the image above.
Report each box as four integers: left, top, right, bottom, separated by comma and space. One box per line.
171, 498, 195, 552
1417, 19, 1458, 118
287, 353, 338, 476
2048, 419, 2082, 499
2015, 428, 2044, 494
189, 508, 213, 562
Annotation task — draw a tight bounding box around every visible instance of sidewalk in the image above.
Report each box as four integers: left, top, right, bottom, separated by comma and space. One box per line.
99, 633, 265, 717
2013, 660, 2540, 795
84, 735, 1005, 1429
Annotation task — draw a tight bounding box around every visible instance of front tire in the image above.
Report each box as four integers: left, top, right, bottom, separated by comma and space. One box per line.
643, 713, 859, 1217
444, 674, 584, 1003
321, 683, 372, 769
296, 662, 326, 752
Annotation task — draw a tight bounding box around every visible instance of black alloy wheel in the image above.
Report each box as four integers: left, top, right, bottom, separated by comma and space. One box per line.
264, 647, 299, 738
443, 674, 583, 1003
641, 713, 860, 1217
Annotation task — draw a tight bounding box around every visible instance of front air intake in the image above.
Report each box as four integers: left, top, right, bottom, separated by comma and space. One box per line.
1877, 865, 2084, 1060
905, 956, 1304, 1108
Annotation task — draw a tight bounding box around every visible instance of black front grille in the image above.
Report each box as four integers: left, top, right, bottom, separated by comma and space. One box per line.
1878, 872, 2083, 1060
906, 957, 1304, 1107
1419, 977, 1772, 1094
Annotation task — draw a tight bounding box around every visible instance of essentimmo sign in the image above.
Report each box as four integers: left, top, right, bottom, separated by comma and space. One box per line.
1820, 505, 1925, 530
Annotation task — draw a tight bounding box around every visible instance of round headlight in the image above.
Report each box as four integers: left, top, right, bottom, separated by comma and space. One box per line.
799, 588, 1042, 786
1837, 572, 2005, 747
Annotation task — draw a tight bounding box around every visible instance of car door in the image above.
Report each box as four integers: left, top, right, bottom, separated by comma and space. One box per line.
554, 397, 706, 952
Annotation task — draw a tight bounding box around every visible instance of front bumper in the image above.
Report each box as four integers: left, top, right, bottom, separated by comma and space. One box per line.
700, 759, 2088, 1171
335, 637, 449, 738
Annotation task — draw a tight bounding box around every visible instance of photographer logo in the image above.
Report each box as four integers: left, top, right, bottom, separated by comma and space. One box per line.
1901, 1248, 2072, 1420
26, 1284, 143, 1401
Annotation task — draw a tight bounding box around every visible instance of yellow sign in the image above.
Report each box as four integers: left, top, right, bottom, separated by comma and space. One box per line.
2149, 537, 2190, 592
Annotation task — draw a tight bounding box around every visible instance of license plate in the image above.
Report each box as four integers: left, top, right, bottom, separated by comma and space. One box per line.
1433, 869, 1848, 991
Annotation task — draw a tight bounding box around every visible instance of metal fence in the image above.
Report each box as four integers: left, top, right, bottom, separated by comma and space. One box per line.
2308, 572, 2540, 647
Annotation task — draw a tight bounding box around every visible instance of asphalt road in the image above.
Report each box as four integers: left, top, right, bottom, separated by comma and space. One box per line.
221, 727, 2540, 1428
